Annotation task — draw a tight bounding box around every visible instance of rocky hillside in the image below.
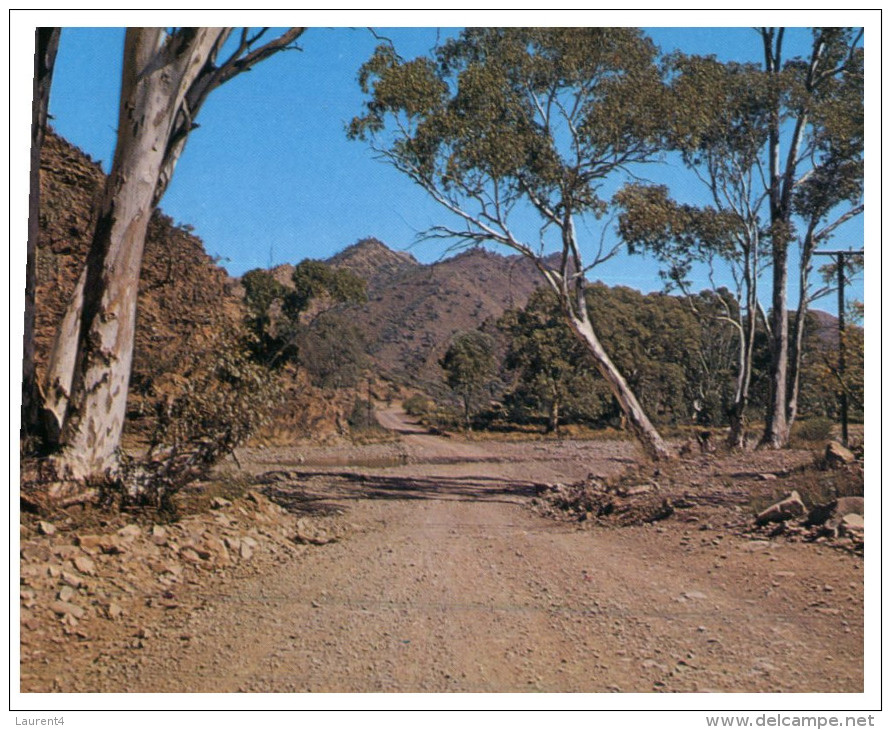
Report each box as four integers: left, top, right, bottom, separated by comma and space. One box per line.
34, 131, 243, 430
350, 246, 546, 388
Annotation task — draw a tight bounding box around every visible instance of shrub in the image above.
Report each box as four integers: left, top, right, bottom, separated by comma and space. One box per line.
792, 416, 835, 443
124, 328, 280, 511
348, 397, 378, 430
403, 394, 432, 416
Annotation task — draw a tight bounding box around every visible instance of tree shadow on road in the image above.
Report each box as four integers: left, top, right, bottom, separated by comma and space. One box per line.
262, 469, 541, 515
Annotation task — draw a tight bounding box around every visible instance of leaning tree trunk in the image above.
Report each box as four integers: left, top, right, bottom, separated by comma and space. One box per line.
43, 28, 224, 484
566, 290, 672, 461
23, 27, 60, 440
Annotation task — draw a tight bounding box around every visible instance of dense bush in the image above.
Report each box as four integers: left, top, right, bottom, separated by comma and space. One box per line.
403, 393, 433, 416
792, 416, 835, 443
128, 328, 280, 510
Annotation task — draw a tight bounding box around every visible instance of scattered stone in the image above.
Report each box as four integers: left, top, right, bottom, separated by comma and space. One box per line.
756, 491, 805, 526
75, 535, 104, 553
211, 497, 232, 509
807, 497, 864, 526
618, 484, 654, 497
179, 547, 202, 564
38, 521, 56, 536
295, 530, 337, 546
50, 601, 85, 620
54, 544, 81, 560
683, 591, 707, 600
825, 441, 855, 467
836, 497, 865, 516
117, 524, 142, 540
839, 514, 864, 536
72, 556, 96, 576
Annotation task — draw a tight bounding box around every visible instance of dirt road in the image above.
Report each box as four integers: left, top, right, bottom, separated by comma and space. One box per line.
21, 410, 863, 693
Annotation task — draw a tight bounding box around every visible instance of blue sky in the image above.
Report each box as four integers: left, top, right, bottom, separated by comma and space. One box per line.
35, 19, 870, 313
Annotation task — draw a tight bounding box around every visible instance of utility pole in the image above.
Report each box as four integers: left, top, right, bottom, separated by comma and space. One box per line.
813, 248, 864, 447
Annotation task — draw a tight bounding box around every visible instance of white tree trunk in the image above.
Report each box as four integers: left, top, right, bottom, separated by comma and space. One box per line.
44, 28, 224, 483
567, 302, 672, 461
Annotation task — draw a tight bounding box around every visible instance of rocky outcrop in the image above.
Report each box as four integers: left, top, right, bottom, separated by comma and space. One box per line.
34, 130, 242, 433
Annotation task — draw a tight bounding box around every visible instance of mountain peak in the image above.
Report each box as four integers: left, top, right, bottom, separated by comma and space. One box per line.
326, 237, 420, 291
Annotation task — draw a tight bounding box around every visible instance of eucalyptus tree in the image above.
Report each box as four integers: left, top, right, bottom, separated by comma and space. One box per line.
350, 28, 673, 459
614, 54, 772, 447
440, 330, 497, 432
616, 28, 863, 449
758, 27, 863, 448
41, 27, 304, 489
498, 288, 601, 434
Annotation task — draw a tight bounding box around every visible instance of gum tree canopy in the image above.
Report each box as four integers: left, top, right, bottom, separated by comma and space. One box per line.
350, 28, 673, 460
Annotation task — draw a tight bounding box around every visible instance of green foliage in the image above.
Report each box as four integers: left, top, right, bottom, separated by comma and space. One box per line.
285, 259, 367, 319
350, 28, 666, 235
242, 268, 288, 320
137, 328, 280, 508
498, 288, 607, 431
403, 393, 433, 417
347, 396, 378, 431
241, 268, 291, 364
241, 260, 368, 374
440, 330, 497, 429
797, 316, 864, 421
792, 416, 835, 443
295, 311, 369, 389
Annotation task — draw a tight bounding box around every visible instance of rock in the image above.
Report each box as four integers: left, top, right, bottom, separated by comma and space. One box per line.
53, 544, 81, 560
836, 497, 864, 516
76, 533, 125, 554
239, 542, 254, 560
839, 513, 864, 536
825, 441, 855, 467
38, 521, 56, 536
179, 547, 202, 564
203, 535, 230, 566
58, 585, 77, 602
211, 497, 232, 509
72, 556, 96, 575
50, 601, 85, 620
756, 491, 806, 525
75, 534, 104, 553
619, 484, 653, 497
758, 473, 778, 481
117, 524, 142, 539
807, 497, 864, 526
20, 543, 52, 562
106, 602, 124, 620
